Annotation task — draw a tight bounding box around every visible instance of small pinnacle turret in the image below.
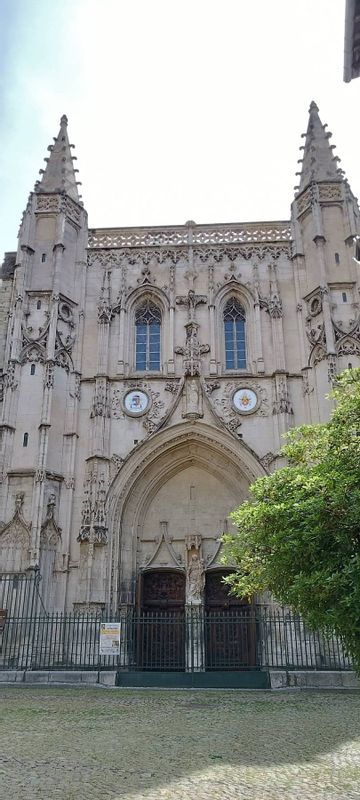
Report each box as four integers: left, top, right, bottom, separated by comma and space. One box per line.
295, 101, 342, 194
36, 114, 81, 203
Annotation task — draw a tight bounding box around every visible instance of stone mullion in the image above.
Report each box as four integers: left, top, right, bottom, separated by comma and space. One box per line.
30, 290, 59, 566
0, 247, 35, 519
97, 321, 110, 376
271, 316, 286, 372
168, 263, 176, 375
292, 254, 312, 423
52, 219, 66, 296
60, 254, 87, 608
208, 306, 217, 375
207, 264, 217, 375
117, 305, 126, 375
253, 301, 264, 373
342, 183, 358, 243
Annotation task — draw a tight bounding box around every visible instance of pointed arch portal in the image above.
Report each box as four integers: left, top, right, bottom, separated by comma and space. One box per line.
107, 422, 264, 670
107, 422, 264, 609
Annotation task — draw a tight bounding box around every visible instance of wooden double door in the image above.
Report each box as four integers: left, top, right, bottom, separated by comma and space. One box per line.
137, 569, 257, 670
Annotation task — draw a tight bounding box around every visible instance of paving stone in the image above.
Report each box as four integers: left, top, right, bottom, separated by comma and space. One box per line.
1, 687, 360, 799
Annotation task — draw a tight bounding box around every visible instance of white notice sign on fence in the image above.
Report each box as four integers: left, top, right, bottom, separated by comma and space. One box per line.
99, 622, 121, 656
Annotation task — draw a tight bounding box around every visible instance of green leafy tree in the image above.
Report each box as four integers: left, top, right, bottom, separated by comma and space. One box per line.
222, 368, 360, 670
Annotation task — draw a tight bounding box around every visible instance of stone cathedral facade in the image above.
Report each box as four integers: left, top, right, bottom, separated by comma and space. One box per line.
0, 102, 359, 616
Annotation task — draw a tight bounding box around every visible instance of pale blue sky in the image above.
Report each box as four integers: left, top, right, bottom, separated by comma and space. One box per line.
1, 0, 359, 256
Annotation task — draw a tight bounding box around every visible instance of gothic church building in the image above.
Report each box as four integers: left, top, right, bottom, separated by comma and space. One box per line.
0, 103, 359, 616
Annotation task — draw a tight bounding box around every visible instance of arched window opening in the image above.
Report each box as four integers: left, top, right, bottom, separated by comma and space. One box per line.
135, 300, 161, 371
223, 298, 246, 369
23, 432, 29, 447
30, 364, 36, 375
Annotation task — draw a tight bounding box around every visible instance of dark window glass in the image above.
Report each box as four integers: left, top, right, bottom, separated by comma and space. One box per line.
37, 300, 41, 309
30, 364, 36, 375
135, 301, 161, 371
41, 254, 46, 263
342, 292, 347, 303
224, 298, 246, 369
23, 432, 29, 447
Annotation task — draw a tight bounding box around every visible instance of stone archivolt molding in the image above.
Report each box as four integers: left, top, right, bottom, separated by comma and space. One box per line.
106, 422, 265, 609
108, 422, 265, 517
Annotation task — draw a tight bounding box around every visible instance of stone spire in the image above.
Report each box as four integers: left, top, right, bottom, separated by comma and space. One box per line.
295, 101, 342, 194
35, 114, 81, 202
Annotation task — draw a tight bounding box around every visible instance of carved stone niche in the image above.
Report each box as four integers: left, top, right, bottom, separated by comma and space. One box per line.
0, 493, 30, 572
182, 377, 203, 419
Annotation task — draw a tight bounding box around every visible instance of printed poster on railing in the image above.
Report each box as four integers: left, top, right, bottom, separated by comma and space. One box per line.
99, 622, 121, 656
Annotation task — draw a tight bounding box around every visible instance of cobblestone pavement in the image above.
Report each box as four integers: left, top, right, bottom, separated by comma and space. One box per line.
1, 687, 360, 800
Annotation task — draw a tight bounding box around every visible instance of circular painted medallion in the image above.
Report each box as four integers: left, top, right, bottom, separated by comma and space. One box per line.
122, 389, 150, 417
232, 387, 258, 414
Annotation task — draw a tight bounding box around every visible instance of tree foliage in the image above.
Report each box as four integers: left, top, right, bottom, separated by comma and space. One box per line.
222, 368, 360, 670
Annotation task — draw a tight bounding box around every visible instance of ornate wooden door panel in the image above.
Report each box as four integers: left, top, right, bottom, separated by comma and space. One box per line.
142, 570, 185, 611
138, 570, 185, 670
205, 571, 257, 670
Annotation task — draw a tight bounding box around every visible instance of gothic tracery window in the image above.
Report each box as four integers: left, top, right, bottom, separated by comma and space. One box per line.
135, 300, 161, 371
223, 298, 246, 369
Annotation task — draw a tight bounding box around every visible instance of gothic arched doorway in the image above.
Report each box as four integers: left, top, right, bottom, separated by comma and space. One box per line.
137, 570, 185, 670
205, 570, 257, 669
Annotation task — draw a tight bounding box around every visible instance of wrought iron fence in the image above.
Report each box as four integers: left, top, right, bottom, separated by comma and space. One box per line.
0, 608, 352, 672
0, 572, 44, 621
